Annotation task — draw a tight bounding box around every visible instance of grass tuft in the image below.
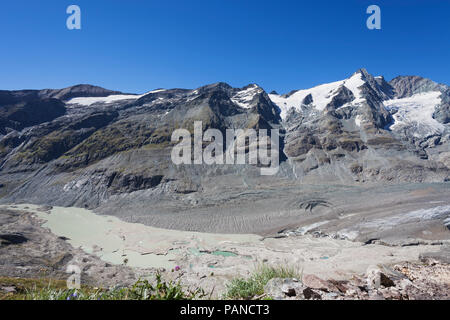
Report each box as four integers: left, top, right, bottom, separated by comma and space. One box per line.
223, 264, 302, 300
1, 273, 205, 300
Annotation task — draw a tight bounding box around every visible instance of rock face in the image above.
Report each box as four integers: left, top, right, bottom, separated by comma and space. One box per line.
270, 69, 449, 184
0, 82, 281, 207
389, 75, 450, 124
0, 98, 66, 134
0, 69, 449, 234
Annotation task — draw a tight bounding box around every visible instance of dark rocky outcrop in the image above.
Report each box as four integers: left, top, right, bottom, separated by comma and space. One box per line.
0, 98, 66, 134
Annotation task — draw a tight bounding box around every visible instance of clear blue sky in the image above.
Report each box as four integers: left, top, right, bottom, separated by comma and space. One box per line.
1, 0, 449, 94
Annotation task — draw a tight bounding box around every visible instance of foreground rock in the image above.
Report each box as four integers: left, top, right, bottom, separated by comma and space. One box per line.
264, 260, 450, 300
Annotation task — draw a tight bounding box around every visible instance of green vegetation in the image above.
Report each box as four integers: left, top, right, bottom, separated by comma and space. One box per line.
0, 273, 205, 300
61, 122, 171, 168
2, 265, 304, 300
0, 277, 69, 300
223, 264, 302, 300
13, 130, 80, 163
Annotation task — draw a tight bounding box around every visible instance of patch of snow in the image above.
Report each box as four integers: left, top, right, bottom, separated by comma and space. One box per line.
149, 89, 166, 94
334, 205, 450, 240
343, 72, 366, 103
360, 205, 450, 232
334, 230, 360, 241
355, 115, 362, 127
231, 84, 263, 109
294, 220, 330, 235
186, 89, 200, 102
383, 91, 444, 138
269, 72, 366, 119
63, 178, 88, 192
67, 89, 166, 106
444, 216, 450, 229
67, 94, 142, 106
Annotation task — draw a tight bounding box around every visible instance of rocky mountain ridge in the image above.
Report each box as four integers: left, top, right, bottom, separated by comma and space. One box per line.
0, 69, 448, 234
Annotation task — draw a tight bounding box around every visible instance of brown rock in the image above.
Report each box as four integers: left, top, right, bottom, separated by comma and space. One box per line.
303, 287, 322, 300
328, 279, 349, 293
302, 274, 337, 292
380, 273, 395, 288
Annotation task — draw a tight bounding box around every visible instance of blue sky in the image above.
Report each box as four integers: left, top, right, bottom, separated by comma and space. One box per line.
1, 0, 449, 94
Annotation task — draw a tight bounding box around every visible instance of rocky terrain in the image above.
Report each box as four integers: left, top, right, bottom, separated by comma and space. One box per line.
0, 206, 152, 288
0, 68, 448, 236
1, 205, 448, 300
264, 259, 450, 300
0, 68, 449, 299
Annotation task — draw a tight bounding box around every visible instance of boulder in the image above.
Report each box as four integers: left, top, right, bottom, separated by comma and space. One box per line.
302, 274, 337, 292
264, 278, 305, 300
302, 287, 322, 300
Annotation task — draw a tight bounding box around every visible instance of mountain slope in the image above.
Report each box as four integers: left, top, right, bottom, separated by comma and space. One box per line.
0, 70, 448, 234
268, 69, 448, 184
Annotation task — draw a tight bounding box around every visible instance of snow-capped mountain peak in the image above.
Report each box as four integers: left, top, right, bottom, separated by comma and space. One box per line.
230, 84, 264, 109
269, 69, 368, 119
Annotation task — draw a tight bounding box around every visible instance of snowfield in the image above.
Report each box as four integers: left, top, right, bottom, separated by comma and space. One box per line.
268, 71, 445, 139
269, 72, 366, 119
67, 94, 143, 106
66, 89, 166, 106
230, 84, 264, 109
383, 91, 444, 137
